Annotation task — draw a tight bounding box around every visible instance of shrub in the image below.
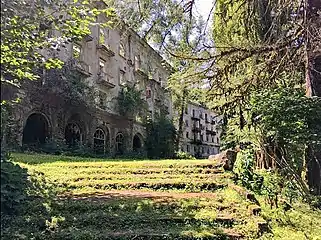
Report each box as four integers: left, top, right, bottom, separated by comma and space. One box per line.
120, 149, 147, 159
116, 85, 147, 118
145, 115, 177, 159
1, 152, 29, 214
174, 151, 196, 160
39, 139, 67, 155
233, 148, 264, 193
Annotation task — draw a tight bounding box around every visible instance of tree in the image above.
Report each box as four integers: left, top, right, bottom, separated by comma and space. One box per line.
0, 0, 114, 214
106, 0, 211, 54
137, 0, 321, 195
116, 85, 147, 119
1, 0, 114, 89
145, 114, 177, 158
1, 0, 114, 145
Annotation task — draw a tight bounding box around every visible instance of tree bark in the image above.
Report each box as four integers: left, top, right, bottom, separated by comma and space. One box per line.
176, 89, 188, 151
305, 0, 321, 195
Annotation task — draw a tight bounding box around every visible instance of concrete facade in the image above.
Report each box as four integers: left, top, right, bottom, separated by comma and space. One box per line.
180, 102, 222, 158
4, 14, 173, 155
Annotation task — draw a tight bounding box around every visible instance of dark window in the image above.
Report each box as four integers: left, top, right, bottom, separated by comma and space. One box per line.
133, 134, 142, 151
65, 123, 81, 147
94, 128, 105, 154
116, 133, 124, 154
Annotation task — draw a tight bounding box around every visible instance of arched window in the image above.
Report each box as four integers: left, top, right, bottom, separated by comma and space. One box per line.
116, 133, 124, 154
94, 128, 105, 154
65, 122, 82, 146
119, 43, 125, 57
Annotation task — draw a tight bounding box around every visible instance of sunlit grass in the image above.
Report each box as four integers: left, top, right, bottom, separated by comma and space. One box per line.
6, 153, 321, 240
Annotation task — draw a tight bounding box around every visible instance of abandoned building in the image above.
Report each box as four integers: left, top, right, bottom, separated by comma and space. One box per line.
180, 102, 222, 158
3, 12, 174, 155
2, 2, 222, 157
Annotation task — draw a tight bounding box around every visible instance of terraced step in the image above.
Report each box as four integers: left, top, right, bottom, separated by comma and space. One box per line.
42, 228, 243, 240
11, 153, 269, 240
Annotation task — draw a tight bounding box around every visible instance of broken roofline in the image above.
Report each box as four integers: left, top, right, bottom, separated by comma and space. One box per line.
118, 20, 174, 73
95, 0, 174, 73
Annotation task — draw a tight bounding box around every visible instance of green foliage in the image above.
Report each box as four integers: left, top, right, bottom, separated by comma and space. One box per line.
120, 149, 147, 159
174, 151, 196, 160
145, 115, 177, 158
224, 86, 321, 196
233, 149, 302, 208
233, 149, 264, 192
250, 87, 321, 148
116, 85, 147, 118
1, 0, 114, 87
28, 66, 95, 109
1, 154, 29, 214
7, 152, 321, 239
21, 138, 113, 159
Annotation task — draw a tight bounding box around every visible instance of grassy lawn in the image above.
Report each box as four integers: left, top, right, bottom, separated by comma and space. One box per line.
2, 153, 321, 240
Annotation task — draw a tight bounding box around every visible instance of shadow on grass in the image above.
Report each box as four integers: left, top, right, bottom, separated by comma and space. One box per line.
11, 152, 171, 165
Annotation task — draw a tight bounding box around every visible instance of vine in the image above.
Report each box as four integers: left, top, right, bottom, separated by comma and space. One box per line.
116, 85, 147, 118
145, 114, 177, 159
27, 61, 95, 109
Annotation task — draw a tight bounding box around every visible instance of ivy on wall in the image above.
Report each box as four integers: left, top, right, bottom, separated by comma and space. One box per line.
145, 114, 177, 159
116, 85, 147, 118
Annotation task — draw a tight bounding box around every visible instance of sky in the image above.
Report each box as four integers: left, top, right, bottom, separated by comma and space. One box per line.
195, 0, 215, 21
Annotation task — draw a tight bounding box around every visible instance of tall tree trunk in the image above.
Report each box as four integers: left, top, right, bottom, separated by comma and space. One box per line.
176, 89, 188, 151
305, 0, 321, 195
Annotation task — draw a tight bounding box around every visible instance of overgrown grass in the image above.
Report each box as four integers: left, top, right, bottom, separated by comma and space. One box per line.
1, 153, 320, 240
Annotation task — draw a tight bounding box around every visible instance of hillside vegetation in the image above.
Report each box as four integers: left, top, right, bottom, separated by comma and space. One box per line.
1, 153, 320, 240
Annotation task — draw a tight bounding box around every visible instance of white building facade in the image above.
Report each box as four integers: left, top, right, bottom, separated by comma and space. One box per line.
180, 102, 222, 158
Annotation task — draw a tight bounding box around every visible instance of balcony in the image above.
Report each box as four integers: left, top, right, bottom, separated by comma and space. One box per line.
71, 59, 92, 77
97, 43, 115, 57
191, 114, 200, 120
191, 138, 202, 145
206, 129, 216, 135
96, 72, 115, 88
84, 34, 93, 42
192, 126, 201, 132
134, 68, 148, 79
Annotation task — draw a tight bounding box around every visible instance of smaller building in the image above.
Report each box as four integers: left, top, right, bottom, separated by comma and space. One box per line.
180, 102, 222, 158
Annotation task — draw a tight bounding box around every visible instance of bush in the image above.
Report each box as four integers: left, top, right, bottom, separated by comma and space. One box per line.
40, 139, 67, 155
1, 153, 29, 214
174, 151, 196, 160
145, 115, 177, 159
120, 149, 147, 159
233, 149, 264, 192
